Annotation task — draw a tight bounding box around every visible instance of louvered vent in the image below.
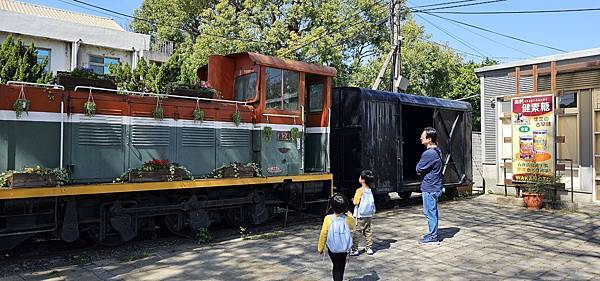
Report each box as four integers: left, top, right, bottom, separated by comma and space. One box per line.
132, 125, 170, 146
78, 123, 122, 146
220, 129, 249, 147
181, 128, 215, 147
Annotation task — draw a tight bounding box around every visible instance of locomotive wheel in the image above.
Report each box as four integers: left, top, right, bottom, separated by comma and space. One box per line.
162, 214, 191, 237
224, 207, 247, 227
84, 226, 126, 247
161, 196, 211, 237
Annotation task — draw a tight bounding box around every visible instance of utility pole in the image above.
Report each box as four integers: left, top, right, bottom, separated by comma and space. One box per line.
390, 0, 399, 91
372, 0, 407, 91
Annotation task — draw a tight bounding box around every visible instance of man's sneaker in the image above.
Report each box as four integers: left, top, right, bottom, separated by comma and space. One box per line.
350, 250, 360, 256
366, 248, 374, 255
418, 238, 440, 245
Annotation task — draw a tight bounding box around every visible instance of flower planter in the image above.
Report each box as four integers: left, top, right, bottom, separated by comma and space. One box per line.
128, 168, 187, 183
8, 173, 58, 188
57, 72, 117, 91
170, 87, 215, 98
222, 166, 255, 178
522, 193, 544, 210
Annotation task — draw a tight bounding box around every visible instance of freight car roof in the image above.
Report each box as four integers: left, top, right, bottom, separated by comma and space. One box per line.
342, 87, 472, 111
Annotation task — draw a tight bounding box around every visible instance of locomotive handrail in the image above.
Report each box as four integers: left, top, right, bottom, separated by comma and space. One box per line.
73, 86, 248, 105
7, 81, 64, 90
263, 113, 299, 123
263, 113, 299, 118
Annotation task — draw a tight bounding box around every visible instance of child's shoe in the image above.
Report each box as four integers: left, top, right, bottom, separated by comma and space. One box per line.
366, 248, 374, 255
350, 250, 360, 256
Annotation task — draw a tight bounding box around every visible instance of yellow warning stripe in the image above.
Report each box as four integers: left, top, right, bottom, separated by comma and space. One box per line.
0, 174, 333, 200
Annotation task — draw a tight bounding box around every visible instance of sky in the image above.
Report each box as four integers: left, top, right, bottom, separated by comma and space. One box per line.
16, 0, 600, 64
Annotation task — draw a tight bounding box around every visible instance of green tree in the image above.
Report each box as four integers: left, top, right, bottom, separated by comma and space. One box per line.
0, 35, 52, 83
110, 58, 162, 93
131, 0, 494, 129
448, 58, 497, 131
131, 0, 389, 83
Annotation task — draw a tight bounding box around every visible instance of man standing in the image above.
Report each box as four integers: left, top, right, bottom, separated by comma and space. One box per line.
416, 127, 443, 245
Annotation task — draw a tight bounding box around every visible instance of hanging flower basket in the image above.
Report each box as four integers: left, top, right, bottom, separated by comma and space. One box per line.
83, 89, 96, 117
13, 86, 30, 119
153, 97, 164, 120
193, 100, 204, 122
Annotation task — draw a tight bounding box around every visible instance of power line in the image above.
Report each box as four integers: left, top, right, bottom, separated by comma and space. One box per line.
418, 0, 507, 12
426, 39, 523, 60
415, 13, 490, 57
72, 0, 142, 22
70, 0, 267, 43
420, 12, 535, 57
55, 0, 130, 22
416, 11, 568, 53
427, 7, 600, 14
411, 0, 481, 9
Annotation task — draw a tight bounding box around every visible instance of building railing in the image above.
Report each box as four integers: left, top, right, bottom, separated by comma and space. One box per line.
500, 157, 584, 203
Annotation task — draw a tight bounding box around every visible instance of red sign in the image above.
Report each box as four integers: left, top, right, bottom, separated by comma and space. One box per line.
511, 96, 553, 117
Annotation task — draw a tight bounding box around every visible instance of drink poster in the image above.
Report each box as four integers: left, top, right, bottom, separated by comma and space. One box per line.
511, 94, 555, 183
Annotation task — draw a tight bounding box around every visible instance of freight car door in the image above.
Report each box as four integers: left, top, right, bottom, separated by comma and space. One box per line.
433, 109, 468, 185
364, 101, 397, 193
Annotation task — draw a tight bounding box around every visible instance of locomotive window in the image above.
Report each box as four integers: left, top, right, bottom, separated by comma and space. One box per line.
234, 73, 257, 101
265, 67, 299, 110
308, 83, 323, 112
266, 67, 282, 109
283, 70, 299, 110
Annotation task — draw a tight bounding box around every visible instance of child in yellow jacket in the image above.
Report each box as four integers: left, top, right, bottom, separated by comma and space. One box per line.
318, 193, 355, 281
351, 170, 376, 256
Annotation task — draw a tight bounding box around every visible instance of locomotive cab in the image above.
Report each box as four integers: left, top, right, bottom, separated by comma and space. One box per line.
198, 52, 336, 177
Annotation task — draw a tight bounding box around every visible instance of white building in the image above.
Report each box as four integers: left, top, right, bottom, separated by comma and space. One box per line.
0, 0, 170, 75
476, 48, 600, 204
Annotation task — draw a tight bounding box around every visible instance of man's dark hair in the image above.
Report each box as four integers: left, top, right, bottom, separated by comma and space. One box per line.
330, 193, 349, 214
423, 127, 437, 144
360, 170, 374, 186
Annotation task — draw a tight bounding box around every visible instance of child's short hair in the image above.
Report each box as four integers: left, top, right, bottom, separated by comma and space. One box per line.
360, 170, 374, 186
330, 193, 349, 214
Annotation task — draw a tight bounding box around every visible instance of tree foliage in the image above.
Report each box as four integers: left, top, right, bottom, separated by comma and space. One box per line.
0, 35, 52, 83
131, 0, 495, 130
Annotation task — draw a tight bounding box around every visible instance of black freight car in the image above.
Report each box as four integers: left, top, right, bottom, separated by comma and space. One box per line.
331, 87, 473, 201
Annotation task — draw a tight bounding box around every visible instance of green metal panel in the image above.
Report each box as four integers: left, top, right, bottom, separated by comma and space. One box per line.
177, 127, 216, 177
217, 129, 251, 166
259, 129, 301, 176
305, 133, 328, 172
128, 125, 176, 170
0, 121, 61, 171
70, 122, 125, 183
0, 121, 8, 172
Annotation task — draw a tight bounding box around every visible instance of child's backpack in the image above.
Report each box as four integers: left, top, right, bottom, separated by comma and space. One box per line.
357, 188, 376, 217
326, 214, 353, 253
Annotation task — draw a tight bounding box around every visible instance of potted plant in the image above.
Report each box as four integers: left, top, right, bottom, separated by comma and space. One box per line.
114, 159, 193, 183
57, 67, 117, 90
164, 81, 217, 98
203, 162, 263, 179
520, 176, 553, 210
0, 166, 69, 188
